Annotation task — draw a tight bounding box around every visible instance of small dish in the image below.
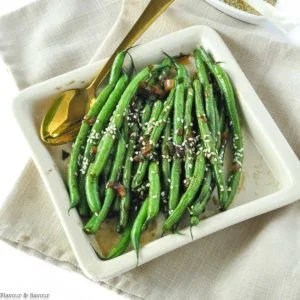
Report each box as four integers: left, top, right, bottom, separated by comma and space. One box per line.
12, 25, 300, 280
204, 0, 266, 24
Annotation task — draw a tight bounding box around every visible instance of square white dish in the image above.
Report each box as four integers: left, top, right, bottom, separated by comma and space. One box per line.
12, 25, 300, 280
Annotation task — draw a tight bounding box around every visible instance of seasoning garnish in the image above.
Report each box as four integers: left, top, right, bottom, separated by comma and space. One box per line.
223, 0, 277, 15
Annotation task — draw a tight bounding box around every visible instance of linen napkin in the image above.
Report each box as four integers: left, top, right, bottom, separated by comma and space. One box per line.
1, 0, 300, 299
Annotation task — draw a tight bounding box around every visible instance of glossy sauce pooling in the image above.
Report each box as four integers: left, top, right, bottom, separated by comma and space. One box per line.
95, 217, 163, 257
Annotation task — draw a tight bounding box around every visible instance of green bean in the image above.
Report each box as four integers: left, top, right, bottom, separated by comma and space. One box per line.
197, 47, 226, 146
189, 168, 212, 226
131, 197, 149, 260
184, 87, 195, 187
132, 90, 175, 189
198, 46, 215, 75
78, 73, 129, 211
204, 84, 217, 145
144, 100, 164, 137
146, 162, 161, 224
118, 123, 139, 232
195, 48, 218, 146
163, 149, 206, 231
169, 83, 185, 212
80, 73, 129, 174
77, 195, 90, 217
161, 119, 171, 193
140, 102, 152, 131
109, 51, 128, 85
176, 63, 188, 84
216, 101, 225, 150
131, 100, 163, 190
103, 150, 115, 182
193, 79, 228, 206
94, 140, 116, 217
189, 120, 230, 225
149, 89, 175, 146
219, 122, 229, 164
86, 64, 166, 213
68, 51, 127, 210
68, 84, 114, 210
84, 130, 127, 233
105, 219, 133, 259
98, 148, 116, 207
197, 48, 233, 166
194, 48, 210, 86
213, 65, 244, 210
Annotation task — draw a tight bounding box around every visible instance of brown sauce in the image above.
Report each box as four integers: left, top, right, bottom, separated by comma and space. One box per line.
95, 216, 163, 257
175, 55, 191, 65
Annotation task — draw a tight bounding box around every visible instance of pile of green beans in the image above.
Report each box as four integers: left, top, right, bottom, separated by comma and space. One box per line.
67, 47, 243, 260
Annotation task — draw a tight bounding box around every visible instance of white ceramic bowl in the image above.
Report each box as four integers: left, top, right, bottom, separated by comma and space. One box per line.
204, 0, 265, 24
12, 25, 300, 280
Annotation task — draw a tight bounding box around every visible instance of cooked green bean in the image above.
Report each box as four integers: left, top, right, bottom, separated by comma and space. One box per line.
193, 79, 228, 206
198, 46, 215, 75
98, 148, 116, 207
140, 102, 152, 131
176, 63, 188, 84
78, 73, 129, 210
195, 48, 218, 146
189, 120, 230, 225
77, 194, 90, 217
163, 149, 205, 231
197, 46, 226, 146
213, 65, 244, 210
84, 130, 127, 233
149, 89, 175, 145
131, 197, 149, 260
131, 99, 163, 189
80, 73, 129, 172
118, 123, 139, 232
216, 101, 225, 150
184, 87, 195, 187
109, 51, 128, 85
144, 100, 163, 137
146, 162, 161, 225
68, 84, 114, 210
204, 83, 217, 144
194, 48, 210, 86
219, 122, 229, 164
86, 64, 167, 213
68, 51, 127, 210
105, 219, 133, 259
132, 90, 175, 189
169, 82, 185, 212
189, 168, 212, 226
161, 119, 171, 193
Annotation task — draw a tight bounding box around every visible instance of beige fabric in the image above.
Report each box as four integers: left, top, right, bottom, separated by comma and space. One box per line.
1, 0, 300, 299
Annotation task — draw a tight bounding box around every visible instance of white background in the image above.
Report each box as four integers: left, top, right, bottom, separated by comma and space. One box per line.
0, 1, 123, 300
0, 1, 299, 300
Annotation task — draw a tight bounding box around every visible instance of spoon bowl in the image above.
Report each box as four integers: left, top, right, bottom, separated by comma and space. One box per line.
40, 88, 91, 144
40, 0, 175, 145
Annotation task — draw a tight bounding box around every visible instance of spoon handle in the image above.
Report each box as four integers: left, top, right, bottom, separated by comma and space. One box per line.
88, 0, 175, 94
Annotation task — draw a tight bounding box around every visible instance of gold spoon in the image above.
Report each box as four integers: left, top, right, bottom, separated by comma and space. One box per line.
40, 0, 175, 145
